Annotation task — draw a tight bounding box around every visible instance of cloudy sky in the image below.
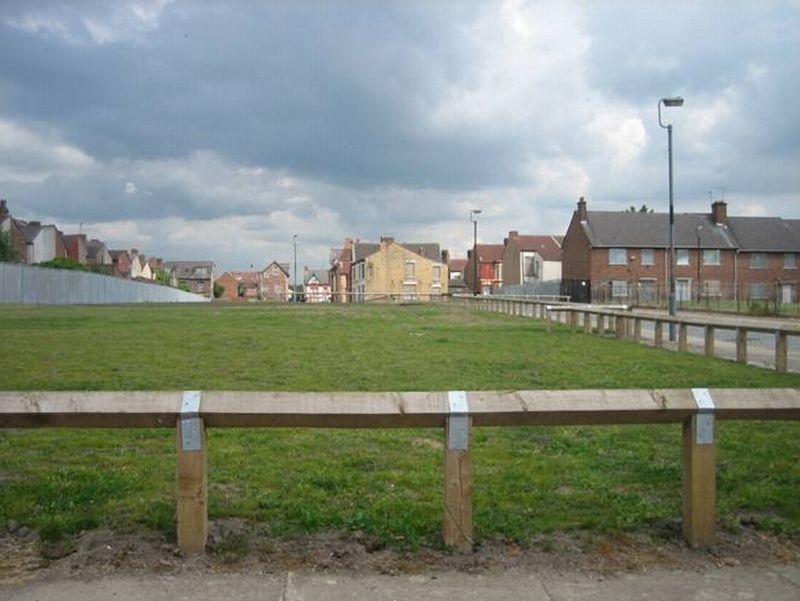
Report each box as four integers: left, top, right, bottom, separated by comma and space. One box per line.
1, 1, 798, 272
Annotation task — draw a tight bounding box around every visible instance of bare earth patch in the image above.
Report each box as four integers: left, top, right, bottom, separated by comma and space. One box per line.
2, 519, 798, 585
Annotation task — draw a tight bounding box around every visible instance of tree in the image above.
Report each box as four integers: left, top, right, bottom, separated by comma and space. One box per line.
213, 282, 225, 298
35, 257, 86, 271
625, 204, 654, 213
0, 230, 17, 262
155, 269, 172, 286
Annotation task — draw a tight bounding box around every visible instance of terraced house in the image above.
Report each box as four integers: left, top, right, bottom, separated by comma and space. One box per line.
561, 197, 800, 304
351, 237, 448, 302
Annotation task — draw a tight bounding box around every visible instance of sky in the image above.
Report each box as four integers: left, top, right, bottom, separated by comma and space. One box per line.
1, 1, 799, 273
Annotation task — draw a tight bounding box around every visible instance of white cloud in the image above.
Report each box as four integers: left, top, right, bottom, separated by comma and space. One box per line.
124, 181, 138, 195
0, 119, 94, 183
6, 1, 173, 45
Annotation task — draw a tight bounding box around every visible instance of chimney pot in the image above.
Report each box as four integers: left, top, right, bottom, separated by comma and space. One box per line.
577, 197, 587, 221
711, 200, 727, 225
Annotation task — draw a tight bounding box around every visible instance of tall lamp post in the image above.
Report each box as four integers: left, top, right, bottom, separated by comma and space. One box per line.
292, 234, 298, 302
658, 96, 685, 341
470, 209, 482, 295
695, 225, 703, 303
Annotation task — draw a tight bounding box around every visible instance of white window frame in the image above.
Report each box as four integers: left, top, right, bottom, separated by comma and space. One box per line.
702, 249, 720, 266
785, 253, 796, 269
609, 248, 627, 265
676, 249, 690, 266
749, 282, 768, 300
611, 280, 628, 298
750, 253, 767, 269
640, 249, 655, 266
404, 260, 416, 282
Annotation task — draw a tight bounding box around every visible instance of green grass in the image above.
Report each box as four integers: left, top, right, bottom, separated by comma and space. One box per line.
0, 303, 798, 547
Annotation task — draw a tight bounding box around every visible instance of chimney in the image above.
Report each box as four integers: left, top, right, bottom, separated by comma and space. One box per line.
711, 200, 727, 225
509, 230, 518, 238
441, 249, 449, 264
0, 199, 7, 219
380, 236, 394, 245
29, 221, 41, 227
576, 197, 587, 221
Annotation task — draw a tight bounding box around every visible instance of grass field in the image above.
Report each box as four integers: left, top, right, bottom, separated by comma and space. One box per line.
1, 302, 799, 548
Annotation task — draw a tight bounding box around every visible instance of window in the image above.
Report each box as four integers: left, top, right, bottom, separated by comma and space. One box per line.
193, 267, 209, 277
702, 250, 720, 266
611, 280, 628, 298
785, 253, 796, 269
749, 282, 768, 300
521, 252, 539, 282
402, 283, 417, 301
432, 265, 442, 283
750, 253, 767, 269
404, 260, 416, 281
641, 249, 654, 266
703, 280, 721, 297
609, 248, 627, 265
676, 249, 690, 266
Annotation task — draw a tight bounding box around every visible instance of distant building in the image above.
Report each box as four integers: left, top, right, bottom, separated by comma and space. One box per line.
164, 261, 216, 297
63, 234, 88, 264
464, 244, 503, 295
561, 197, 800, 304
329, 238, 353, 303
351, 237, 448, 302
501, 232, 563, 287
304, 267, 332, 302
261, 261, 291, 301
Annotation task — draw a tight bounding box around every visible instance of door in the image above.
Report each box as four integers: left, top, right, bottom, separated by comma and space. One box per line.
676, 279, 692, 302
781, 284, 794, 304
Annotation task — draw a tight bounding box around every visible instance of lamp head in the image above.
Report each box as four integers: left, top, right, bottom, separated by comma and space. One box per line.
661, 97, 684, 107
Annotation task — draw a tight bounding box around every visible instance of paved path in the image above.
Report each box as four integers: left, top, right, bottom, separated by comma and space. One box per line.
2, 565, 800, 601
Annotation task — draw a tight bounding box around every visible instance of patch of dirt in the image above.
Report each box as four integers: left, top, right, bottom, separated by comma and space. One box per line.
4, 518, 799, 584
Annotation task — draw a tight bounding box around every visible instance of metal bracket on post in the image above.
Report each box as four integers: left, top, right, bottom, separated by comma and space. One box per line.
448, 390, 469, 451
181, 390, 203, 451
691, 388, 715, 445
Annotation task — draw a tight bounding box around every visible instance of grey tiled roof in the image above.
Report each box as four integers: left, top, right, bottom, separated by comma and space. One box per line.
399, 242, 441, 262
726, 217, 800, 252
582, 212, 737, 249
353, 243, 380, 261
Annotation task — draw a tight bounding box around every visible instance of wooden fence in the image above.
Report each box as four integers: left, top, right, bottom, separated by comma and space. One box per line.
454, 295, 800, 372
1, 389, 799, 553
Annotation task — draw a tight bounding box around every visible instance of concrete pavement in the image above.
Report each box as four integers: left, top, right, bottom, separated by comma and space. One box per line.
2, 564, 799, 601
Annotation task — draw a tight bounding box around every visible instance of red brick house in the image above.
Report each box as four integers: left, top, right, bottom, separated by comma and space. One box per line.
464, 244, 504, 294
561, 197, 800, 304
63, 234, 88, 264
260, 261, 290, 301
110, 250, 132, 278
216, 271, 261, 300
329, 238, 353, 303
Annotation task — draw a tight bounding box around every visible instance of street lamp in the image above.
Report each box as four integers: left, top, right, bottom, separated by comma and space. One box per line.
470, 209, 482, 295
658, 96, 684, 341
292, 234, 298, 303
695, 224, 703, 304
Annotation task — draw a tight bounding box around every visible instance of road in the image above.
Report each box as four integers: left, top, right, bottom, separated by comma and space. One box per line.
2, 565, 800, 600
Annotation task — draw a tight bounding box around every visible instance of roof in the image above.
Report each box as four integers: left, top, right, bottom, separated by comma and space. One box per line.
86, 239, 107, 261
449, 258, 467, 272
353, 242, 380, 261
218, 271, 260, 285
261, 261, 289, 276
398, 242, 441, 261
510, 235, 563, 261
163, 261, 215, 279
725, 217, 800, 252
16, 220, 42, 243
109, 249, 130, 261
304, 269, 330, 285
476, 244, 504, 263
581, 212, 737, 249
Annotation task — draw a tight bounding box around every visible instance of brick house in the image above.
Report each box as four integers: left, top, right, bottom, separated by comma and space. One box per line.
464, 244, 504, 295
110, 250, 132, 278
86, 239, 113, 270
216, 271, 262, 300
561, 197, 800, 304
260, 261, 290, 301
63, 234, 88, 264
163, 261, 216, 297
0, 200, 27, 262
448, 258, 468, 294
351, 237, 448, 302
329, 238, 353, 303
501, 232, 563, 287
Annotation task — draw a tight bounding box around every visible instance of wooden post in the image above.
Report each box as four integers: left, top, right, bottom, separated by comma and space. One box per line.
775, 331, 788, 372
633, 318, 642, 342
583, 311, 591, 333
177, 417, 208, 553
736, 328, 747, 364
682, 412, 716, 548
678, 323, 688, 352
596, 314, 605, 335
704, 326, 715, 357
654, 320, 663, 348
570, 310, 579, 328
444, 415, 473, 551
615, 315, 626, 339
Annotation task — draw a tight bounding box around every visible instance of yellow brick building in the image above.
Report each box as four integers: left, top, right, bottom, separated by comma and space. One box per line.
352, 237, 448, 301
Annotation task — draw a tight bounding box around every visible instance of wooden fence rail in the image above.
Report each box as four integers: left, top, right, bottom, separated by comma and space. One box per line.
454, 295, 800, 372
2, 389, 799, 553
